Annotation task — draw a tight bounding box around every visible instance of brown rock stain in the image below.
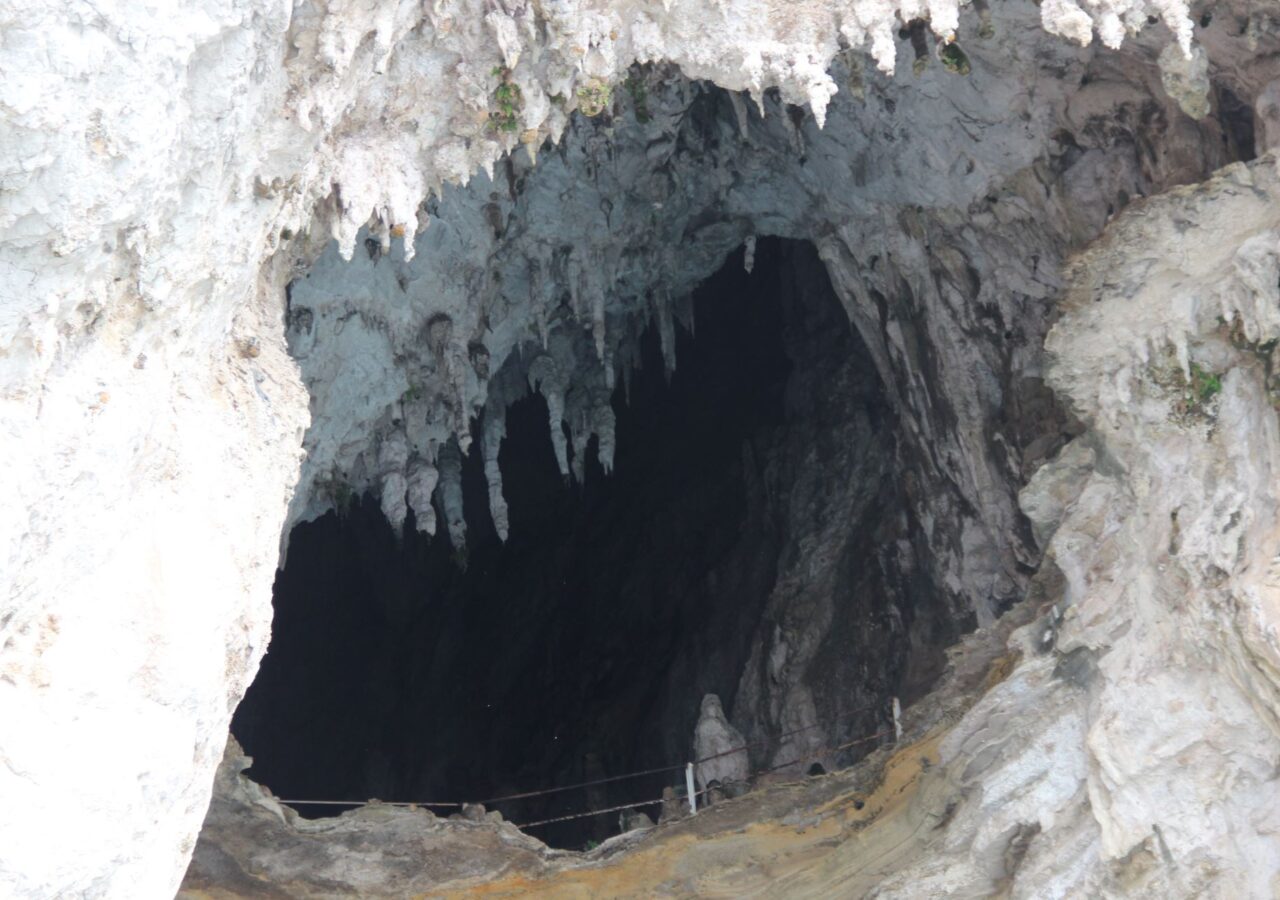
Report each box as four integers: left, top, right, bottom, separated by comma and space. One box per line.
424, 731, 946, 899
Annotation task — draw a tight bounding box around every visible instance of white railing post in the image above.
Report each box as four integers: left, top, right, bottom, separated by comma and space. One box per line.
685, 762, 697, 814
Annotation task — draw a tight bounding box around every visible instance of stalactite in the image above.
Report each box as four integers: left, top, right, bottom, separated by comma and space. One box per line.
528, 354, 570, 477
568, 251, 584, 319
437, 438, 467, 549
570, 411, 589, 482
593, 396, 616, 474
728, 91, 753, 142
483, 409, 510, 540
657, 291, 677, 380
378, 429, 411, 532
592, 283, 607, 360
407, 458, 439, 535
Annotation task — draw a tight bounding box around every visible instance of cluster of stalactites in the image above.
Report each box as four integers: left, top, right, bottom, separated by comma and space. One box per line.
469, 283, 699, 543
371, 279, 700, 552
351, 212, 717, 552
525, 344, 617, 484
302, 0, 1197, 279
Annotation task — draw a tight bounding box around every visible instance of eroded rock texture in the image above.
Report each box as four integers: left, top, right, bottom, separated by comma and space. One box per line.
5, 0, 1280, 896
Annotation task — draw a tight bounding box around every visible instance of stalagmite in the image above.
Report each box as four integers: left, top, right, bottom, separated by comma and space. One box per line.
693, 694, 748, 795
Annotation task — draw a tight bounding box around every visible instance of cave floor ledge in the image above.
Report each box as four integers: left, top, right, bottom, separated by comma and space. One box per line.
179, 598, 1036, 898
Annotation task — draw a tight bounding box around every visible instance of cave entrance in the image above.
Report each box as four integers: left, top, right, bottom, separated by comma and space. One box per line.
233, 239, 923, 849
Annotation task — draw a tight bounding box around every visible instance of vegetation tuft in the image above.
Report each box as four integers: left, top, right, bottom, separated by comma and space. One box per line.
940, 42, 971, 76
490, 66, 522, 133
1189, 362, 1222, 404
576, 79, 612, 117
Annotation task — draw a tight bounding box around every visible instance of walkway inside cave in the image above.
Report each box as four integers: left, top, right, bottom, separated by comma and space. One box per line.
232, 239, 921, 848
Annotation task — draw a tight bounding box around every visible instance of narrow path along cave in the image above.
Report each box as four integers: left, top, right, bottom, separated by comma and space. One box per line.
232, 239, 965, 849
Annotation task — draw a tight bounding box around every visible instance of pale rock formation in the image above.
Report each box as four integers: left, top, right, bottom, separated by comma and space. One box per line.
1255, 79, 1280, 154
694, 693, 749, 793
658, 785, 685, 823
618, 809, 654, 832
406, 458, 440, 536
872, 154, 1280, 899
179, 737, 558, 896
1158, 42, 1210, 120
1035, 158, 1280, 895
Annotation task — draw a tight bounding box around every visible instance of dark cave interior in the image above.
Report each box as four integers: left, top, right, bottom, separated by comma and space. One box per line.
232, 239, 950, 849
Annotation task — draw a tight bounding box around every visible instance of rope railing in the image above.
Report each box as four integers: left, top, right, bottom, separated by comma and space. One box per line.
274, 697, 899, 833
480, 761, 688, 804
516, 794, 690, 830
692, 700, 880, 765
276, 798, 462, 808
515, 725, 897, 830
725, 727, 896, 784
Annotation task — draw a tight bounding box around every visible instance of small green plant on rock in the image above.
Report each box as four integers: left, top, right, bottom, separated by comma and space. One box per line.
490, 66, 522, 133
576, 78, 612, 117
325, 476, 355, 516
1189, 362, 1222, 404
1216, 316, 1280, 409
939, 42, 971, 76
1150, 355, 1226, 425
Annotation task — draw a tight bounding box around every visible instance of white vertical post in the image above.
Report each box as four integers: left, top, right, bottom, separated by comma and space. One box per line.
892, 696, 902, 742
685, 762, 698, 815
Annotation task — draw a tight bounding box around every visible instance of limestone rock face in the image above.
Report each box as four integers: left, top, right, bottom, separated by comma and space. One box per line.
3, 0, 1279, 897
871, 153, 1280, 900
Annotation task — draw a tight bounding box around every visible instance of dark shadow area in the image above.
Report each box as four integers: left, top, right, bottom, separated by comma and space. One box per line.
233, 239, 910, 848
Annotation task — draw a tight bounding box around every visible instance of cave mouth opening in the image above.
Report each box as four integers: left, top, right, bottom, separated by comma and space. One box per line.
233, 238, 947, 849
